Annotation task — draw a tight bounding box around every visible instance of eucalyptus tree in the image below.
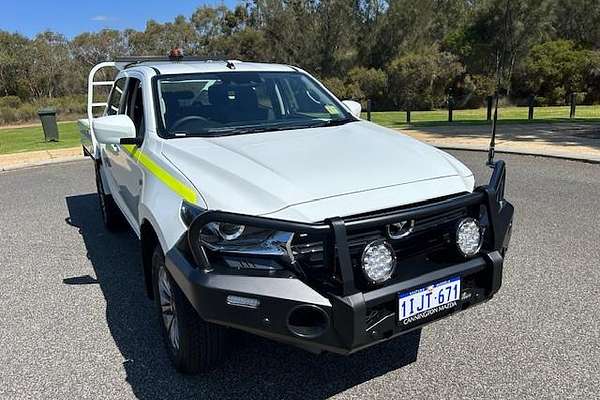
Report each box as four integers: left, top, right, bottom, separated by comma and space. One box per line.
0, 31, 29, 97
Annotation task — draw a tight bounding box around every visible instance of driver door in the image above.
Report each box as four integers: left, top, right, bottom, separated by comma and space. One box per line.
108, 76, 145, 225
101, 76, 128, 209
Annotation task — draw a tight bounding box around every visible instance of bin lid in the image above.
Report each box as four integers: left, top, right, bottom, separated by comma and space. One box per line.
38, 107, 57, 115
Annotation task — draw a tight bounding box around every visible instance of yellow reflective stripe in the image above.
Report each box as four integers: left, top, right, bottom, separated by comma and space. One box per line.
122, 145, 197, 204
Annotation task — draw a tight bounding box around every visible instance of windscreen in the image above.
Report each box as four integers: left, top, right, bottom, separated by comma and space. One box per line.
155, 71, 354, 137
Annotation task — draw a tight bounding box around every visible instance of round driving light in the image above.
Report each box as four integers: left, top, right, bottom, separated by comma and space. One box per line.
216, 223, 245, 241
361, 240, 396, 284
456, 218, 482, 257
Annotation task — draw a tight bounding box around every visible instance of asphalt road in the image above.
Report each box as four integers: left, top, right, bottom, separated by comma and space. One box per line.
0, 151, 598, 400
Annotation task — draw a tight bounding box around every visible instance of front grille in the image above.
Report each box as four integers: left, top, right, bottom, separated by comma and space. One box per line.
291, 201, 474, 293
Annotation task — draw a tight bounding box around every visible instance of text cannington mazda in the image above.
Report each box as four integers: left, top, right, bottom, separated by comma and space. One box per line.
79, 53, 514, 373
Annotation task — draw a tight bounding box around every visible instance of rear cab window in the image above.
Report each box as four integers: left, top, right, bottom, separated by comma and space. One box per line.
106, 77, 127, 116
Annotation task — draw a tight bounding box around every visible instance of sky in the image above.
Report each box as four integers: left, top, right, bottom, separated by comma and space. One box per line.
0, 0, 238, 38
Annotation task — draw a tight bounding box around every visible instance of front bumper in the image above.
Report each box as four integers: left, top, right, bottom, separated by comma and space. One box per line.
166, 161, 514, 354
166, 247, 505, 354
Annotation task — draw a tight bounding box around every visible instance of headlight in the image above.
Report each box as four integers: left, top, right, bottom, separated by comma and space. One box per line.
361, 240, 396, 284
210, 222, 245, 241
456, 218, 483, 257
197, 224, 294, 271
199, 222, 293, 260
181, 202, 294, 271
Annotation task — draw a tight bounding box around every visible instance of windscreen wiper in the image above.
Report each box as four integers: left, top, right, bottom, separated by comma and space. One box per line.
180, 118, 357, 137
308, 117, 356, 128
206, 122, 321, 136
205, 125, 292, 136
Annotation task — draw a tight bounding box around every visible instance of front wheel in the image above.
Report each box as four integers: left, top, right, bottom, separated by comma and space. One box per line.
151, 245, 225, 373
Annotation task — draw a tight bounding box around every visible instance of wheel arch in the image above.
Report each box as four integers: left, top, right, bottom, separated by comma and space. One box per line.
138, 177, 194, 298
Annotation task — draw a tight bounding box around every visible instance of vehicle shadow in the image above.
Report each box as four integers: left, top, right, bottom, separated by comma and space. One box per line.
65, 193, 421, 400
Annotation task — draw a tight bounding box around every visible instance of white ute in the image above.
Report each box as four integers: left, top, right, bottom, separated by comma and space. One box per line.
80, 55, 513, 374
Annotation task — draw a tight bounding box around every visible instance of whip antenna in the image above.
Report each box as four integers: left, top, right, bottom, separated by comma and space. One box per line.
487, 0, 512, 167
487, 91, 499, 166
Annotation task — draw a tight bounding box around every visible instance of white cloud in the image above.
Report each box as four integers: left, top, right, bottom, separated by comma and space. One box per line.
91, 15, 116, 22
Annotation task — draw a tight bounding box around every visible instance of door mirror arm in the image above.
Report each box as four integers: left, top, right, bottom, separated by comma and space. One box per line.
120, 137, 143, 146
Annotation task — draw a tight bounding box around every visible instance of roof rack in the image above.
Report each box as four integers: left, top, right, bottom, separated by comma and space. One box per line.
115, 56, 228, 68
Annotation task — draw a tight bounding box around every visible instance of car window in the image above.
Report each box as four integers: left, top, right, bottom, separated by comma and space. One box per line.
123, 78, 145, 137
155, 71, 353, 137
106, 77, 127, 116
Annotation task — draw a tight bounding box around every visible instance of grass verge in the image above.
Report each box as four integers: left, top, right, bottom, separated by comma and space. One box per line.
0, 121, 80, 155
367, 106, 600, 128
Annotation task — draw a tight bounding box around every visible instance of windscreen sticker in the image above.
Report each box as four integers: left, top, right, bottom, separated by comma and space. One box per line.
324, 105, 341, 115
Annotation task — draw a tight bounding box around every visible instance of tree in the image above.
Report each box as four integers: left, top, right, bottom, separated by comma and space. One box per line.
445, 0, 553, 95
365, 1, 437, 68
348, 67, 387, 102
313, 0, 358, 76
22, 31, 70, 98
554, 0, 600, 49
2, 0, 600, 113
253, 0, 323, 71
128, 16, 198, 56
0, 32, 29, 97
192, 4, 268, 59
71, 29, 129, 66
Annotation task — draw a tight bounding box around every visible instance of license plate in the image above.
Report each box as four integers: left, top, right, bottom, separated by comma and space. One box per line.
398, 277, 461, 323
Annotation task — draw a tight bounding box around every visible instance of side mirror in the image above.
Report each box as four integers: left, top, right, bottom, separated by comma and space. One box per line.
93, 115, 137, 145
342, 100, 362, 118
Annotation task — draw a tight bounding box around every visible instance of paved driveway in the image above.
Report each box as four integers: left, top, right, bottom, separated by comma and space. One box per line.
0, 152, 598, 399
402, 122, 600, 162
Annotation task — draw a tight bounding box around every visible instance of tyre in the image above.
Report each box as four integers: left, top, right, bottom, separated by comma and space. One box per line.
94, 162, 125, 231
151, 245, 224, 374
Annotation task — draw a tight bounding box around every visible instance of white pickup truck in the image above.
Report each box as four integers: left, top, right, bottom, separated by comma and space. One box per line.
79, 55, 514, 374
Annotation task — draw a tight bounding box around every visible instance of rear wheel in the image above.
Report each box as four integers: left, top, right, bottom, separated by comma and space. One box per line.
151, 245, 224, 374
94, 162, 124, 231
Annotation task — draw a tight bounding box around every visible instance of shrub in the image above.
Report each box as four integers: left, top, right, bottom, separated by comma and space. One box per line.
0, 95, 86, 125
470, 74, 495, 96
549, 87, 567, 105
321, 77, 361, 100
0, 108, 19, 124
348, 67, 387, 101
524, 40, 588, 104
0, 96, 22, 108
574, 92, 587, 104
455, 75, 493, 109
386, 47, 464, 110
52, 95, 87, 115
320, 77, 346, 98
16, 103, 37, 121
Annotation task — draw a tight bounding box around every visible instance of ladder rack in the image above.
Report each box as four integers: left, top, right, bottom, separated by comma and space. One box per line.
86, 62, 120, 122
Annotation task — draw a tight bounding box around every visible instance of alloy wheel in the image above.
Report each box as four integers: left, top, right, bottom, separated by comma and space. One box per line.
158, 265, 180, 350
